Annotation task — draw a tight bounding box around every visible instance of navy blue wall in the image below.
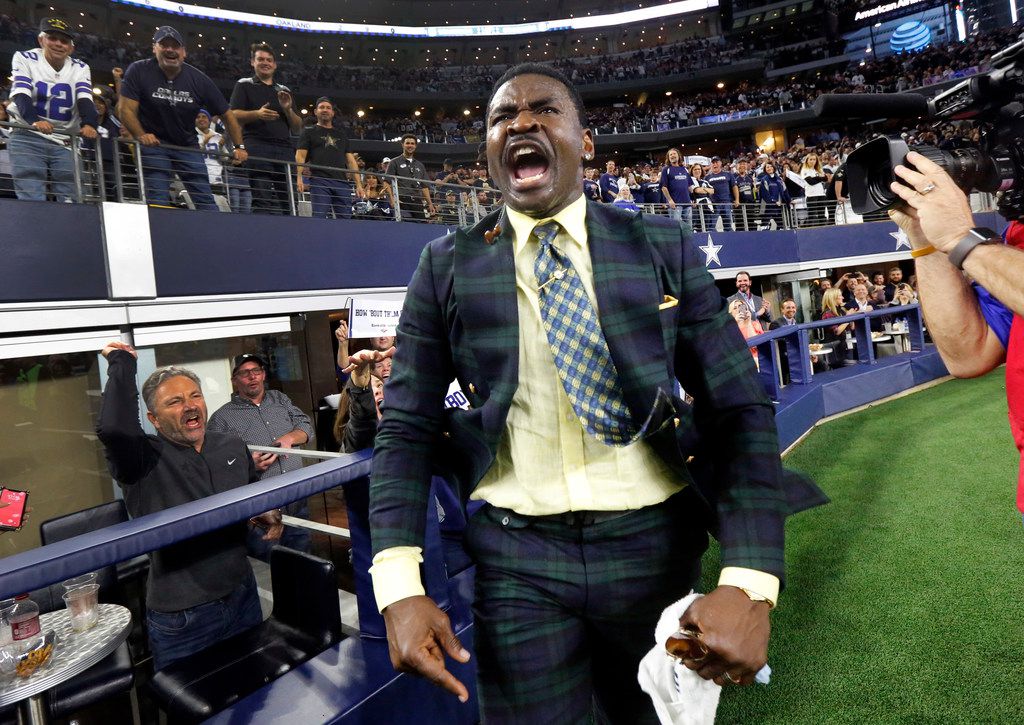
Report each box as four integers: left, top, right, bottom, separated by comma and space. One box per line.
0, 199, 108, 303
150, 209, 442, 296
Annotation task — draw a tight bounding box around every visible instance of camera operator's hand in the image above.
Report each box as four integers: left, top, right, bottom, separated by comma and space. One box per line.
889, 151, 974, 253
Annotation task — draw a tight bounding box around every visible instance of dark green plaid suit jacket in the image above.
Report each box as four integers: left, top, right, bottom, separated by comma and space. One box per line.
370, 200, 821, 581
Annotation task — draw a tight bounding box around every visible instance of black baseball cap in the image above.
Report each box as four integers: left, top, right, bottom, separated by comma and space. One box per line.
315, 96, 334, 107
232, 353, 267, 375
711, 156, 722, 162
153, 26, 184, 45
39, 17, 75, 41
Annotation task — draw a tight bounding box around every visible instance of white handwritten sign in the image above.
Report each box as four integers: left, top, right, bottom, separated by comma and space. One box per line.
348, 298, 402, 338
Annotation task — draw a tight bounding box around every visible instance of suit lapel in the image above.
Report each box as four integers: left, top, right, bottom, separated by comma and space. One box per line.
452, 208, 520, 405
586, 201, 673, 419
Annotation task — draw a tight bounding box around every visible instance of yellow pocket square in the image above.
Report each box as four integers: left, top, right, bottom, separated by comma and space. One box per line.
659, 295, 679, 311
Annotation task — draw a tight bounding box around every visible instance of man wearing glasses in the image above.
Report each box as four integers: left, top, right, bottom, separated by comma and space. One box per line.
208, 353, 314, 558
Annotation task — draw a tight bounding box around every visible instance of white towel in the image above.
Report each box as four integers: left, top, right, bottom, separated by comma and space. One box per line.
637, 592, 772, 725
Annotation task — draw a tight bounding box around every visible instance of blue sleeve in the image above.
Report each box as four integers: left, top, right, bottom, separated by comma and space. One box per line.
12, 94, 37, 123
974, 282, 1012, 349
659, 166, 668, 188
119, 62, 142, 101
77, 97, 98, 128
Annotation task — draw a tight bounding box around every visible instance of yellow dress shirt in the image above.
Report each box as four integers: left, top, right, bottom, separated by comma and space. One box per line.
370, 194, 779, 611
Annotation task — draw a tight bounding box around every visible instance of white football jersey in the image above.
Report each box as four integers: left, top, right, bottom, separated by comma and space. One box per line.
7, 48, 93, 138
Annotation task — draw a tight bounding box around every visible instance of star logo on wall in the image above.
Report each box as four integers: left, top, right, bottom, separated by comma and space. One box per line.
890, 230, 911, 250
699, 235, 723, 267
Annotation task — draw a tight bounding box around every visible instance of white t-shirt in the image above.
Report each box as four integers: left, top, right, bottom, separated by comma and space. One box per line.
7, 49, 93, 141
196, 129, 223, 185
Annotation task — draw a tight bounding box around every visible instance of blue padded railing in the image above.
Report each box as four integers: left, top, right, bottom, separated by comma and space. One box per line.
0, 451, 372, 600
745, 304, 926, 400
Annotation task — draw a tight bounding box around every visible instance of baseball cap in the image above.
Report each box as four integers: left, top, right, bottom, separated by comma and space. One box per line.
382, 156, 391, 165
153, 26, 184, 45
315, 96, 334, 107
711, 156, 721, 162
232, 353, 267, 375
39, 17, 75, 41
196, 108, 211, 120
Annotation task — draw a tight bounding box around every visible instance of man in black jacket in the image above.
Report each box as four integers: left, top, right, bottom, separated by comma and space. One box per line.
96, 341, 282, 671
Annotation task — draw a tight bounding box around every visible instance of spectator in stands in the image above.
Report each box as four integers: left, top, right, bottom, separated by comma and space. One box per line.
800, 152, 828, 226
734, 158, 757, 230
230, 43, 302, 215
195, 109, 226, 205
705, 156, 738, 231
784, 157, 808, 226
386, 134, 434, 221
118, 26, 246, 210
820, 288, 852, 368
598, 159, 619, 203
333, 349, 387, 453
728, 270, 773, 326
728, 298, 763, 367
612, 179, 639, 213
296, 97, 361, 219
207, 353, 314, 560
770, 299, 799, 328
83, 91, 121, 201
758, 161, 788, 230
6, 18, 99, 202
689, 162, 714, 230
659, 147, 692, 224
583, 167, 600, 202
883, 266, 904, 303
357, 173, 395, 220
846, 283, 874, 313
97, 341, 282, 671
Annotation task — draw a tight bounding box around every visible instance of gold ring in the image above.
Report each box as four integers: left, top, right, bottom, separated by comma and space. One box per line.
920, 183, 936, 194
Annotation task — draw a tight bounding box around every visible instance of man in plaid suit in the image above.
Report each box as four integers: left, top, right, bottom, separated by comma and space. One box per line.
367, 63, 822, 724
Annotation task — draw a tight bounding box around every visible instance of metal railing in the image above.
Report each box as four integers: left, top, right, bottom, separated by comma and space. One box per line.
0, 120, 998, 229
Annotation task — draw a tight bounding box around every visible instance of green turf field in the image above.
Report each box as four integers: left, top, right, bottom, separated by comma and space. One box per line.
706, 370, 1024, 724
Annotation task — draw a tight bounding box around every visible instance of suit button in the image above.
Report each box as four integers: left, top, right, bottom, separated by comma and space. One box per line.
468, 383, 477, 394
673, 417, 681, 428
501, 516, 510, 526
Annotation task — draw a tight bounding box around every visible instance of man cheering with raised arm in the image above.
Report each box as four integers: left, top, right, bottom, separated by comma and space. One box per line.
96, 342, 282, 671
368, 63, 822, 724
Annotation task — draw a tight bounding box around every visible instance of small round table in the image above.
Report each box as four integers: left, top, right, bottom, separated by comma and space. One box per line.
0, 603, 131, 725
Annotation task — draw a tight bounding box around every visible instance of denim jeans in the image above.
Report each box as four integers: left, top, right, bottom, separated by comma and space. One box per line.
310, 176, 353, 219
712, 201, 735, 230
146, 570, 262, 671
668, 204, 693, 227
140, 145, 217, 210
8, 131, 74, 202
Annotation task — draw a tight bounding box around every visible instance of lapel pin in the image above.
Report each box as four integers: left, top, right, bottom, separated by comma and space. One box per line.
483, 225, 502, 245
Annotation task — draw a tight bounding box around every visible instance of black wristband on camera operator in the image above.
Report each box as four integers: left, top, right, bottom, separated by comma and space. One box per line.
948, 227, 1001, 270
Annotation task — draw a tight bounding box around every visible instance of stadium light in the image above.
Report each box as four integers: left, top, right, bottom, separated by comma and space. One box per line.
357, 110, 365, 117
106, 0, 719, 38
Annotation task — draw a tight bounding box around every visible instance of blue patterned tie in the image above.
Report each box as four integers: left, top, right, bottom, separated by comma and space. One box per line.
532, 222, 637, 446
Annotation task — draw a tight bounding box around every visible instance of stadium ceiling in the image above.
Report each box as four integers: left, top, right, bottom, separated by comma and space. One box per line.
110, 0, 719, 37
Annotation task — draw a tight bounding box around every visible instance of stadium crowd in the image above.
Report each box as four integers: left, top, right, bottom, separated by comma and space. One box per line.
0, 11, 1005, 224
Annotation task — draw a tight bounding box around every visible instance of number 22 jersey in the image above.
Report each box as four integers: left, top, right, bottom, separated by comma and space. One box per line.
7, 49, 93, 140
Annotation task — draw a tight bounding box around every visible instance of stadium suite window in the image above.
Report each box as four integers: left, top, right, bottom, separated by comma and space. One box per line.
0, 352, 110, 555
153, 333, 313, 425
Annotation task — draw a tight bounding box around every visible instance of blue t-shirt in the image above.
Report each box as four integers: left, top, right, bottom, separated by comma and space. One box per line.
598, 172, 619, 203
583, 178, 601, 202
120, 58, 229, 147
641, 179, 662, 204
704, 170, 736, 202
735, 173, 757, 203
658, 165, 692, 204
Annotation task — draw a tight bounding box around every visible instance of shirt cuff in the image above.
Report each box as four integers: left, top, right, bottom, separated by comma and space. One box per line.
718, 567, 780, 608
369, 546, 426, 612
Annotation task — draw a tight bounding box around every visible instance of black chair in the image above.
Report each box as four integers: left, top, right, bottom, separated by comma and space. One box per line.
36, 500, 138, 720
150, 546, 342, 722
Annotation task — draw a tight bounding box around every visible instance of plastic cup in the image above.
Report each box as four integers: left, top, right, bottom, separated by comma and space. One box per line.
61, 572, 98, 593
62, 584, 99, 632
